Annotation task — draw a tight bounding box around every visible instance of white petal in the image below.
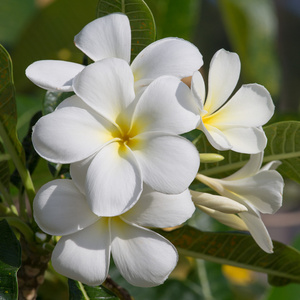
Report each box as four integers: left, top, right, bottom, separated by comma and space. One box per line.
225, 152, 263, 180
132, 133, 200, 194
122, 185, 195, 228
111, 218, 177, 287
198, 120, 232, 151
260, 160, 282, 171
86, 142, 143, 217
208, 84, 274, 127
132, 76, 199, 135
32, 95, 115, 163
131, 37, 203, 90
191, 71, 206, 110
239, 210, 273, 253
73, 58, 135, 124
217, 125, 267, 154
52, 218, 111, 286
34, 179, 98, 236
196, 205, 248, 231
191, 191, 247, 213
205, 49, 240, 113
220, 171, 283, 214
75, 13, 131, 63
26, 60, 84, 91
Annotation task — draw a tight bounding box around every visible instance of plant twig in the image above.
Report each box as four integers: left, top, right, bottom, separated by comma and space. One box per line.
102, 275, 133, 300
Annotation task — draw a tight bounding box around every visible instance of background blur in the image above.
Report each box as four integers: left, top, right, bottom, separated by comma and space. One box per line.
1, 0, 300, 299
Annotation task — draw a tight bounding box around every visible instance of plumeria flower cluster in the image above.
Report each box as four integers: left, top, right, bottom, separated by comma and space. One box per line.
27, 12, 284, 287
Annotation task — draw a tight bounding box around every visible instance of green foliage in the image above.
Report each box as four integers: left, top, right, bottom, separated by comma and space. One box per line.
146, 0, 200, 40
68, 279, 119, 300
158, 226, 300, 286
194, 121, 300, 183
96, 0, 156, 62
0, 143, 10, 192
218, 0, 279, 97
0, 219, 21, 300
11, 0, 98, 91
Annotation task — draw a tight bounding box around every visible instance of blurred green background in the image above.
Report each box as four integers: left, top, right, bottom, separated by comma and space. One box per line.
1, 0, 300, 299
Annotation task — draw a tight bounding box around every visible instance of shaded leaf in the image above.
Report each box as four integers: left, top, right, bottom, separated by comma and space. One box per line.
96, 0, 156, 62
0, 143, 10, 192
194, 121, 300, 184
158, 225, 300, 286
68, 279, 119, 300
0, 44, 26, 171
0, 219, 22, 300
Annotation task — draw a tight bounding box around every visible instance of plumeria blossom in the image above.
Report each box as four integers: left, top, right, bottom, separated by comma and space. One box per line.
34, 179, 195, 287
194, 152, 284, 253
190, 49, 274, 154
32, 57, 200, 216
26, 13, 203, 93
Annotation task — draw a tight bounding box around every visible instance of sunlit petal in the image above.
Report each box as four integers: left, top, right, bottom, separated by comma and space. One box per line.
75, 13, 131, 63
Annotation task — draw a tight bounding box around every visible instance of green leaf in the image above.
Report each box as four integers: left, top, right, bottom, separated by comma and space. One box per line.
218, 0, 279, 96
158, 225, 300, 286
194, 121, 300, 183
68, 279, 119, 300
0, 44, 25, 165
96, 0, 156, 62
0, 219, 22, 300
0, 143, 10, 192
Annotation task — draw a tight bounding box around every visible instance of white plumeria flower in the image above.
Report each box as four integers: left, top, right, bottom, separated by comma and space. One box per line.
190, 49, 275, 154
194, 152, 284, 253
26, 13, 203, 93
32, 58, 200, 217
34, 179, 195, 287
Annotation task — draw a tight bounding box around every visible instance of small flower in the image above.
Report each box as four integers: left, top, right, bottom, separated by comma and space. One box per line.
34, 179, 195, 287
190, 49, 274, 154
26, 13, 203, 93
194, 152, 284, 253
32, 58, 200, 216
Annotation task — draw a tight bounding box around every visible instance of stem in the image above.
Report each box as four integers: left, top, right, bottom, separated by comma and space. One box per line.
102, 275, 133, 300
196, 260, 214, 300
1, 217, 34, 245
0, 122, 36, 210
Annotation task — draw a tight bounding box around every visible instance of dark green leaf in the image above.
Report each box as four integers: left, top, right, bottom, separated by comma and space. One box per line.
0, 219, 22, 300
158, 225, 300, 286
193, 121, 300, 183
68, 279, 119, 300
97, 0, 156, 62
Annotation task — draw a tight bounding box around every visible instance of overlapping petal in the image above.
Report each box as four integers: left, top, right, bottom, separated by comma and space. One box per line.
131, 76, 199, 134
85, 142, 143, 216
191, 71, 205, 110
131, 132, 200, 194
52, 218, 111, 286
111, 218, 178, 287
131, 37, 203, 90
33, 179, 98, 236
25, 60, 85, 91
73, 58, 135, 124
74, 13, 131, 63
122, 185, 195, 228
32, 95, 115, 163
205, 49, 240, 113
